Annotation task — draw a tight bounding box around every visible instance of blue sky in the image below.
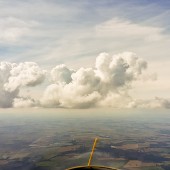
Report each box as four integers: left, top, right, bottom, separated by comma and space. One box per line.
0, 0, 170, 64
0, 0, 170, 110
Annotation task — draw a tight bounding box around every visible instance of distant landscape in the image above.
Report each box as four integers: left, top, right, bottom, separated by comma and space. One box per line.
0, 111, 170, 170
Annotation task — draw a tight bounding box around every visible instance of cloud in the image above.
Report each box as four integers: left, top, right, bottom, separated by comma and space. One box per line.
95, 52, 147, 86
0, 17, 38, 43
95, 18, 164, 41
0, 89, 18, 108
0, 62, 17, 107
0, 61, 46, 108
0, 51, 169, 109
41, 66, 102, 108
41, 52, 148, 108
129, 97, 170, 109
4, 62, 46, 92
13, 97, 37, 108
50, 64, 74, 84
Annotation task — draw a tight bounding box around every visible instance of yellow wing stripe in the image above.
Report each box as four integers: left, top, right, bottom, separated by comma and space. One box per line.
88, 138, 98, 166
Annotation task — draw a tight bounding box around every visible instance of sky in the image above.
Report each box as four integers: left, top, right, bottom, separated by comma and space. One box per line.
0, 0, 170, 111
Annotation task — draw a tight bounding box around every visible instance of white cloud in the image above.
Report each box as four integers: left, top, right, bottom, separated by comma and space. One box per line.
0, 51, 169, 109
0, 17, 38, 43
0, 62, 17, 107
0, 61, 46, 108
50, 64, 74, 84
13, 97, 37, 108
0, 89, 18, 108
41, 66, 102, 108
98, 92, 132, 108
41, 52, 148, 109
95, 52, 147, 86
129, 97, 170, 109
41, 83, 101, 109
4, 62, 46, 92
0, 62, 13, 83
0, 1, 169, 110
95, 18, 164, 42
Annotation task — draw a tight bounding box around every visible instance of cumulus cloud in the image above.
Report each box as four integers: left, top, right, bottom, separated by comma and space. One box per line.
41, 66, 102, 108
0, 89, 18, 108
50, 64, 74, 84
95, 52, 147, 86
13, 97, 37, 108
0, 62, 17, 107
0, 61, 46, 108
4, 62, 46, 92
41, 52, 148, 108
0, 52, 169, 109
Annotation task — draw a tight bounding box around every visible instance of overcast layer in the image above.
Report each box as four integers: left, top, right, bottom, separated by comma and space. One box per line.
0, 0, 170, 109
